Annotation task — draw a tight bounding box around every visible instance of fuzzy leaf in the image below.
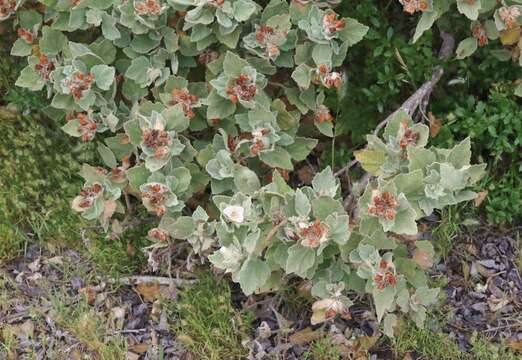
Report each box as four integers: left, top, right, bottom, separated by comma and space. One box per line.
237, 258, 271, 295
286, 244, 315, 277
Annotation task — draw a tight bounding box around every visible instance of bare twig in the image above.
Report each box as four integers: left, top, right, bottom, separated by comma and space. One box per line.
264, 219, 288, 245
334, 31, 455, 178
102, 275, 196, 287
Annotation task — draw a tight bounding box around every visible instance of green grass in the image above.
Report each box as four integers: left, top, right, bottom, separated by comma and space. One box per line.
169, 273, 253, 360
431, 205, 473, 261
393, 318, 465, 360
49, 294, 128, 359
469, 333, 521, 360
303, 337, 342, 360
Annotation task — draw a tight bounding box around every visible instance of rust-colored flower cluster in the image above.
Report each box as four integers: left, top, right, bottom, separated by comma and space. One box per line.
399, 122, 420, 149
299, 219, 328, 248
141, 183, 170, 216
142, 128, 172, 158
109, 156, 130, 183
499, 6, 521, 29
76, 183, 103, 209
373, 259, 397, 290
399, 0, 429, 14
255, 24, 284, 59
134, 0, 165, 16
322, 12, 345, 38
315, 105, 334, 123
76, 113, 97, 142
148, 228, 170, 242
207, 0, 224, 7
472, 23, 488, 47
368, 190, 398, 221
0, 0, 16, 18
67, 72, 94, 101
316, 64, 342, 89
17, 28, 34, 43
226, 74, 257, 103
197, 50, 219, 65
249, 128, 270, 156
170, 88, 198, 118
35, 55, 55, 81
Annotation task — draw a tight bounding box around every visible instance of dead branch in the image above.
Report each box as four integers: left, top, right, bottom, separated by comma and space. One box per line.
102, 275, 196, 287
334, 31, 455, 178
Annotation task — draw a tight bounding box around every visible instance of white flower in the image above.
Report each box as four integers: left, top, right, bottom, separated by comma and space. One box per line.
223, 205, 245, 224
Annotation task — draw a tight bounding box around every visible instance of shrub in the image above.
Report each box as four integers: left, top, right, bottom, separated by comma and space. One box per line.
3, 0, 487, 336
400, 0, 522, 98
438, 88, 522, 224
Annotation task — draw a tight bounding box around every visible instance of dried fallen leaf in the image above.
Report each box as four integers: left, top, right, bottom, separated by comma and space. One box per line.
28, 257, 41, 272
297, 165, 314, 185
428, 112, 442, 137
413, 248, 433, 269
474, 190, 488, 207
125, 351, 140, 360
500, 26, 522, 45
79, 286, 97, 305
289, 327, 323, 346
128, 343, 148, 354
507, 339, 522, 353
403, 353, 414, 360
488, 296, 509, 312
136, 282, 161, 302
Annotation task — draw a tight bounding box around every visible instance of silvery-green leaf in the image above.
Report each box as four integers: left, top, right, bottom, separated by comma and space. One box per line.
91, 64, 115, 90
295, 188, 311, 217
125, 56, 150, 86
126, 165, 150, 191
286, 244, 315, 277
40, 26, 67, 55
11, 38, 33, 57
237, 258, 271, 295
61, 119, 81, 137
383, 313, 397, 337
312, 166, 338, 198
291, 63, 312, 89
15, 66, 45, 91
373, 284, 396, 322
101, 12, 121, 40
223, 51, 248, 77
339, 17, 369, 46
259, 147, 293, 170
233, 166, 261, 195
97, 143, 117, 168
456, 0, 481, 20
455, 37, 478, 59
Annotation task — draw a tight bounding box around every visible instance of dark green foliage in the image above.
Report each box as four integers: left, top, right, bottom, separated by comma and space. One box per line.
0, 114, 83, 258
332, 2, 438, 143
324, 2, 520, 170
438, 88, 522, 224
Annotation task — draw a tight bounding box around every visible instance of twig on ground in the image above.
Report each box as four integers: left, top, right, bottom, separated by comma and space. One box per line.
102, 275, 196, 287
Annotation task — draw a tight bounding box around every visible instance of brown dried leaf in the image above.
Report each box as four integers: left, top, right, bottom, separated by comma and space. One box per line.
128, 343, 149, 354
297, 165, 314, 185
507, 339, 522, 353
428, 112, 442, 138
125, 352, 141, 360
136, 282, 161, 302
79, 286, 97, 305
474, 190, 488, 207
102, 199, 117, 222
289, 327, 322, 345
413, 248, 433, 269
500, 26, 521, 45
